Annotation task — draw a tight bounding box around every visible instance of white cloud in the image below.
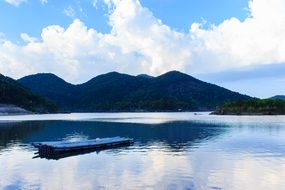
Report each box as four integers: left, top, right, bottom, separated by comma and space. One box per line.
105, 0, 192, 74
63, 6, 76, 18
20, 33, 37, 43
41, 0, 47, 5
1, 0, 285, 84
4, 0, 26, 6
91, 0, 98, 8
189, 0, 285, 73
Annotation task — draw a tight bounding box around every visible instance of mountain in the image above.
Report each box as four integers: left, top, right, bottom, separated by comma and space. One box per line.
75, 72, 149, 111
136, 74, 154, 79
128, 71, 251, 111
0, 74, 57, 113
19, 73, 77, 111
18, 71, 252, 112
270, 95, 285, 100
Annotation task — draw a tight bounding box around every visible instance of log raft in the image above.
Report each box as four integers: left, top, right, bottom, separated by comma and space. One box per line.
32, 137, 134, 156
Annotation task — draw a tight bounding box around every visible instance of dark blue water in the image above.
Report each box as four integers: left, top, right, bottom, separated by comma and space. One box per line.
1, 113, 285, 190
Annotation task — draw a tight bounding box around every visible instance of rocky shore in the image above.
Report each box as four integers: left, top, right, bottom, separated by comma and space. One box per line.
0, 104, 31, 115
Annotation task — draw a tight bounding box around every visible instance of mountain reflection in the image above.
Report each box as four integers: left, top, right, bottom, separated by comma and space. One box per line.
0, 120, 228, 152
2, 115, 285, 189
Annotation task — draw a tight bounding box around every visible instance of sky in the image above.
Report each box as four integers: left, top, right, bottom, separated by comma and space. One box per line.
0, 0, 284, 98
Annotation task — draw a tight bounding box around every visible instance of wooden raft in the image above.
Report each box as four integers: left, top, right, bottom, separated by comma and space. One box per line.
32, 137, 134, 156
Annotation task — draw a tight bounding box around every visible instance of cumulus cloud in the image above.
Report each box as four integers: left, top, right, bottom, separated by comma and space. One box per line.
190, 0, 285, 73
1, 0, 285, 84
105, 0, 192, 74
20, 33, 37, 43
4, 0, 26, 6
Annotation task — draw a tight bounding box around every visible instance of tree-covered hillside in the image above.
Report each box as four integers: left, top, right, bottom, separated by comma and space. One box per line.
19, 73, 76, 111
271, 95, 285, 100
18, 71, 252, 112
0, 74, 57, 113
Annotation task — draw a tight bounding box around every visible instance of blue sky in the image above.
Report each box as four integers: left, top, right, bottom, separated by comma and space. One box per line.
0, 0, 248, 42
0, 0, 284, 98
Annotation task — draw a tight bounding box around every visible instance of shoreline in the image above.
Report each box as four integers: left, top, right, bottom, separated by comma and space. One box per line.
211, 112, 285, 116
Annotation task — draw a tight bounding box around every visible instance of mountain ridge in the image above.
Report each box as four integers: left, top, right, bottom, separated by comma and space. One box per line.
18, 71, 253, 112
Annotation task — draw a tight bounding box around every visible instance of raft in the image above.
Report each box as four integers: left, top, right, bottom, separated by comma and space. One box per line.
32, 137, 133, 156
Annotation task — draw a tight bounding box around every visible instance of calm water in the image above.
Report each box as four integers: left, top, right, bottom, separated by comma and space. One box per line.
1, 112, 285, 190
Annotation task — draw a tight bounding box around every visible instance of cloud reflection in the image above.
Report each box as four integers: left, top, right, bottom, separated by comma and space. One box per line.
1, 114, 285, 189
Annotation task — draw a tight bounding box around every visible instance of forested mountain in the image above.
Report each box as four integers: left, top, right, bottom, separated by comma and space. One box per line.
19, 73, 76, 111
18, 71, 252, 112
271, 95, 285, 100
0, 74, 57, 113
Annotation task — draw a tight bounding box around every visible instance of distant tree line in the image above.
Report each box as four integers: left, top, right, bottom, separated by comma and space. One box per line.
213, 99, 285, 115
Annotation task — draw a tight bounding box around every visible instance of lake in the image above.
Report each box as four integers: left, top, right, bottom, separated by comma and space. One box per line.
1, 112, 285, 190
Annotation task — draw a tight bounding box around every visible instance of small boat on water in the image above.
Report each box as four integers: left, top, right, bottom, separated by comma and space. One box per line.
32, 137, 134, 156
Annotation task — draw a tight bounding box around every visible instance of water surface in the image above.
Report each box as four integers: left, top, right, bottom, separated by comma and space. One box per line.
1, 112, 285, 190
